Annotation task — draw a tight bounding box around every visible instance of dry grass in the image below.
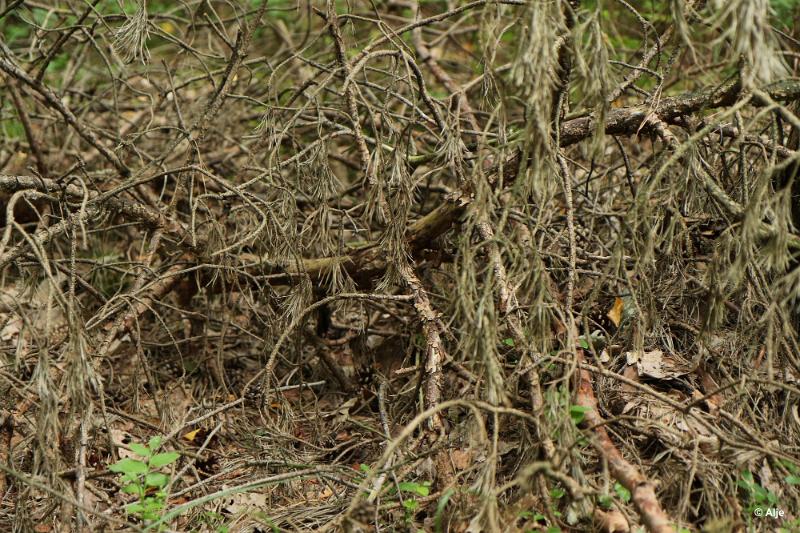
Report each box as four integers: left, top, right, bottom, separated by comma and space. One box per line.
0, 0, 800, 531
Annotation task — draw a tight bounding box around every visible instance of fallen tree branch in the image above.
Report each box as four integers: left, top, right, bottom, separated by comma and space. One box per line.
251, 79, 800, 287
5, 80, 800, 289
576, 350, 674, 533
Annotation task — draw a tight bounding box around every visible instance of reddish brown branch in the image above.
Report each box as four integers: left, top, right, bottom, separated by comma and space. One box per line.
576, 350, 674, 533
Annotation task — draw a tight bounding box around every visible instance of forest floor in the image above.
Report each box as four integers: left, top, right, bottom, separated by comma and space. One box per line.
1, 1, 800, 532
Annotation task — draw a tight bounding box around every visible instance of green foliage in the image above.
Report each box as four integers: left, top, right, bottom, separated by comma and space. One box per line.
569, 405, 591, 425
598, 494, 613, 509
771, 0, 800, 21
1, 118, 24, 141
781, 459, 800, 485
109, 436, 180, 527
737, 470, 778, 514
613, 482, 631, 503
433, 488, 455, 533
597, 482, 631, 510
392, 480, 431, 524
397, 481, 430, 497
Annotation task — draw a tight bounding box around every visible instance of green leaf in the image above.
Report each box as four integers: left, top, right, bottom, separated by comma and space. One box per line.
146, 472, 169, 488
149, 452, 180, 468
578, 337, 590, 349
550, 487, 566, 499
434, 488, 455, 533
569, 405, 591, 425
398, 481, 430, 497
403, 499, 419, 511
126, 502, 146, 514
786, 475, 800, 485
121, 472, 139, 483
598, 495, 613, 509
110, 458, 148, 475
122, 483, 141, 494
503, 338, 515, 347
144, 497, 164, 512
614, 482, 631, 503
129, 442, 150, 457
149, 436, 163, 450
780, 460, 799, 475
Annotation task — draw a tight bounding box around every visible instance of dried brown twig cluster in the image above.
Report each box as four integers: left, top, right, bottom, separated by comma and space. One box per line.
1, 0, 800, 531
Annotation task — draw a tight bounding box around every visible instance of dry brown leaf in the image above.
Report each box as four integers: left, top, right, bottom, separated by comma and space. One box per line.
621, 364, 639, 394
626, 349, 691, 380
109, 428, 138, 460
182, 429, 201, 443
0, 314, 21, 341
696, 366, 722, 415
593, 508, 629, 532
607, 297, 624, 328
451, 449, 473, 470
182, 428, 213, 445
223, 490, 268, 515
331, 397, 358, 425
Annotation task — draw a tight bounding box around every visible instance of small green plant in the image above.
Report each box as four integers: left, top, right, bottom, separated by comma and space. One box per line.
569, 405, 591, 425
519, 509, 561, 533
598, 482, 631, 510
780, 459, 800, 485
613, 482, 631, 503
109, 436, 180, 527
393, 481, 431, 524
737, 470, 778, 515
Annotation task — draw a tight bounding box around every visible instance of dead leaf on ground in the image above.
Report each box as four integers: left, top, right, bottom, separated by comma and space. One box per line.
594, 508, 629, 532
695, 366, 722, 415
626, 349, 692, 380
223, 489, 269, 515
621, 364, 640, 394
607, 297, 624, 328
331, 397, 357, 425
451, 449, 473, 470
